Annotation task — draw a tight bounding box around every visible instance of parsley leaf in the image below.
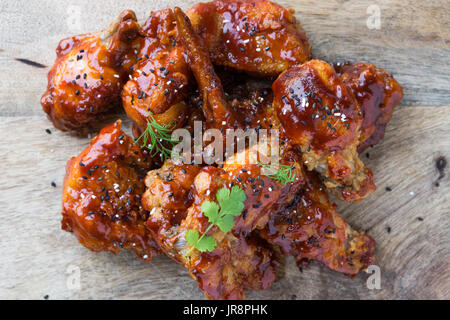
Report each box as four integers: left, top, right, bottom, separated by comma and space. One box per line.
201, 201, 220, 224
217, 186, 246, 216
185, 229, 216, 253
184, 186, 247, 257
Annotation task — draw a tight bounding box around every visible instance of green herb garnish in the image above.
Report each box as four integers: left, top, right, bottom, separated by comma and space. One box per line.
184, 186, 247, 257
258, 161, 296, 185
135, 113, 178, 160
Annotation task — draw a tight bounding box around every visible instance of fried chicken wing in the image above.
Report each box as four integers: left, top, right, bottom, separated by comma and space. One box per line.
273, 59, 376, 202
143, 154, 303, 299
122, 9, 192, 132
143, 161, 279, 299
174, 7, 241, 131
186, 0, 311, 77
261, 170, 375, 276
334, 62, 404, 153
61, 120, 159, 260
42, 11, 140, 131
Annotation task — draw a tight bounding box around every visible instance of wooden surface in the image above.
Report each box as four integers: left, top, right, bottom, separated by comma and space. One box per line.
0, 0, 449, 300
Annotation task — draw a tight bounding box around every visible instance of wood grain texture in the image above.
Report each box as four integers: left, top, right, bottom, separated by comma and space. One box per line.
0, 0, 449, 300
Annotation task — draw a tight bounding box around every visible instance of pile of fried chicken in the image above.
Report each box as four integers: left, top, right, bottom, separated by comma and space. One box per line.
42, 0, 403, 299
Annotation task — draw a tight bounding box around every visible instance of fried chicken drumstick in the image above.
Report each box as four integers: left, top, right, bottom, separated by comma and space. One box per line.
61, 120, 159, 260
260, 170, 375, 276
335, 62, 404, 153
186, 0, 311, 77
273, 60, 376, 202
121, 9, 192, 133
42, 11, 140, 131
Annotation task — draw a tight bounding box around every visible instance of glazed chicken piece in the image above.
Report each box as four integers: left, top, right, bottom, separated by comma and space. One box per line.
42, 11, 140, 131
122, 9, 192, 133
334, 62, 404, 153
273, 59, 376, 202
261, 169, 375, 276
174, 7, 241, 132
186, 0, 311, 77
143, 152, 304, 299
61, 120, 160, 261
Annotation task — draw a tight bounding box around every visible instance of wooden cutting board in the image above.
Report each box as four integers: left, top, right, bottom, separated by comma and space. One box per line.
0, 0, 448, 300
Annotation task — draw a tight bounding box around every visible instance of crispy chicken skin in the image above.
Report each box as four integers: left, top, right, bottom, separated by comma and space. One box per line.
143, 156, 303, 299
335, 62, 404, 153
273, 60, 376, 202
261, 170, 375, 276
61, 120, 159, 260
186, 0, 312, 77
42, 11, 140, 131
122, 9, 192, 132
